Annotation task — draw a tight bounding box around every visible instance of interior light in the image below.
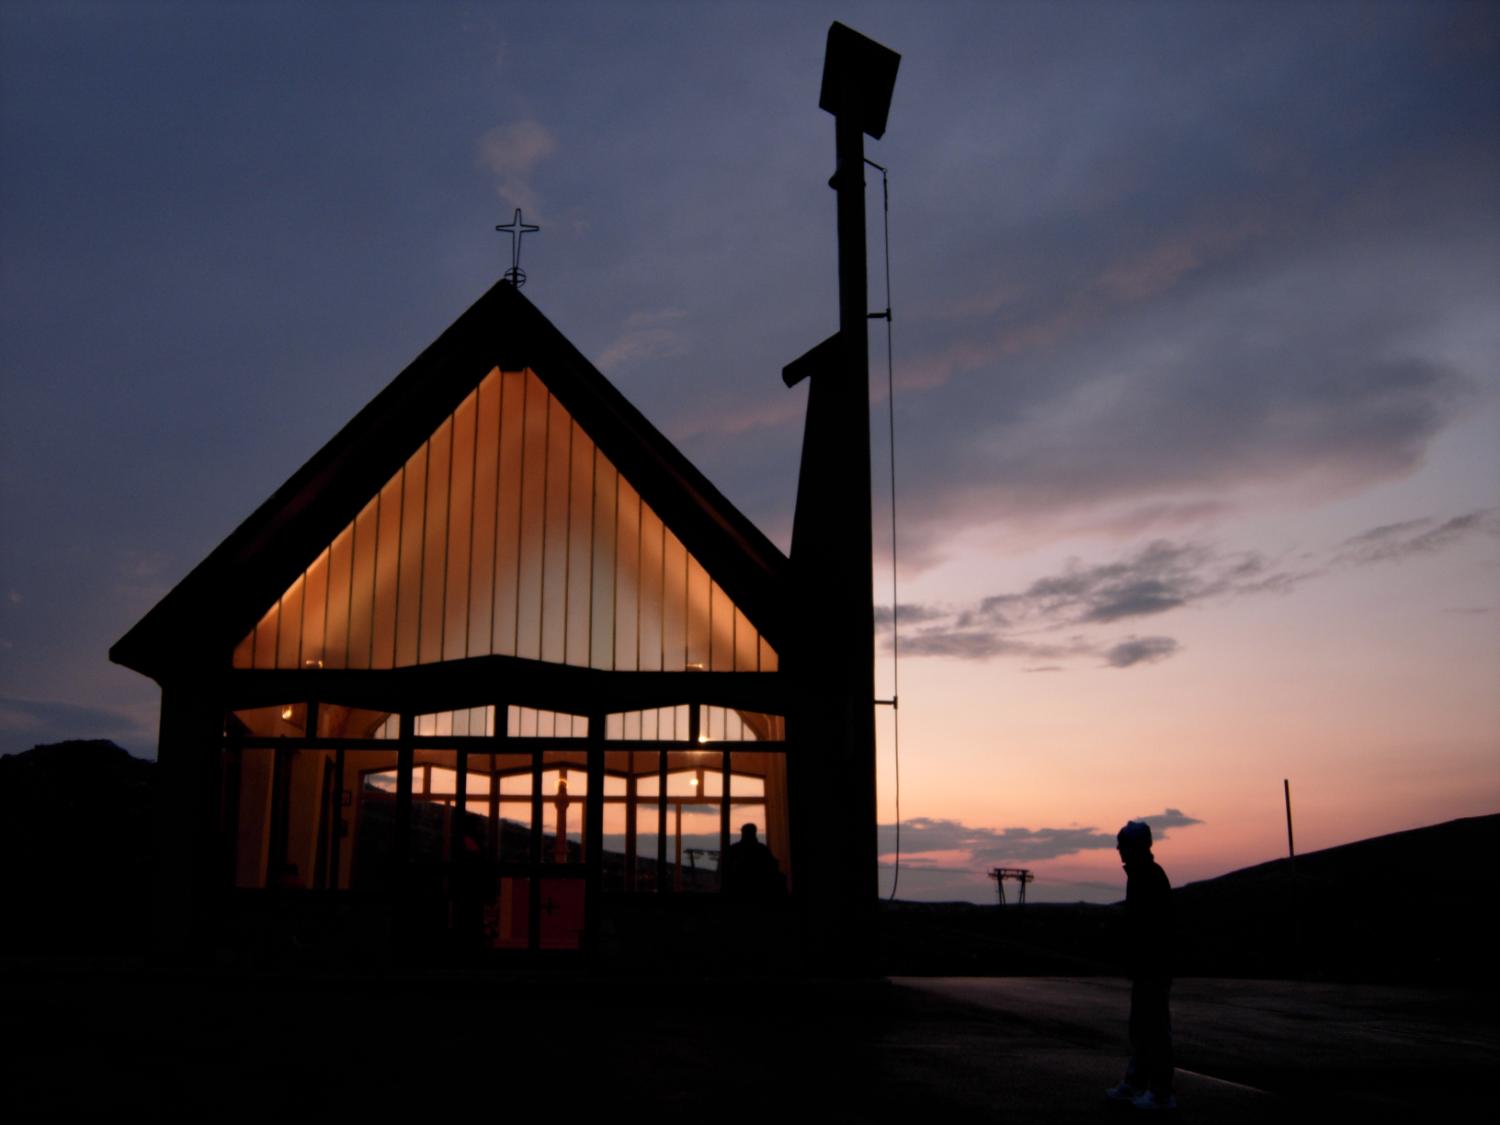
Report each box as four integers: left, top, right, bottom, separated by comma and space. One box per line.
697, 733, 708, 744
281, 705, 294, 721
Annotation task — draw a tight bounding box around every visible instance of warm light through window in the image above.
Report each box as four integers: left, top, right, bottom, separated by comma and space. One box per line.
281, 705, 294, 720
231, 369, 779, 676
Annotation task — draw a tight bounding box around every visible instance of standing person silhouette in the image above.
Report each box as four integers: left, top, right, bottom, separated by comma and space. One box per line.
1107, 819, 1177, 1112
725, 822, 782, 898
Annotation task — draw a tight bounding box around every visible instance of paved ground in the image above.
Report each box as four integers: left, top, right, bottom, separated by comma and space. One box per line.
894, 976, 1494, 1119
5, 962, 1490, 1120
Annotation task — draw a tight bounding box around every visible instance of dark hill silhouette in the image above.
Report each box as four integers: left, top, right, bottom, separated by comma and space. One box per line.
3, 739, 1493, 980
881, 813, 1498, 982
1173, 813, 1497, 981
0, 740, 156, 952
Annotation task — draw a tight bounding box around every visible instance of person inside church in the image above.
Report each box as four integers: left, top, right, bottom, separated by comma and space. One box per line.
724, 822, 782, 899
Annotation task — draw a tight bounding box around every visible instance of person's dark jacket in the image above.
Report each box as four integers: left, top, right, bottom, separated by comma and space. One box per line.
1123, 856, 1173, 980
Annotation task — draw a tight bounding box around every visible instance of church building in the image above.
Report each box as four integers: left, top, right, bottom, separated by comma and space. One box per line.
111, 23, 898, 965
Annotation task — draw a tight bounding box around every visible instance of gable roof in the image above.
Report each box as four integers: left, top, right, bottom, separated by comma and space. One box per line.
111, 281, 788, 683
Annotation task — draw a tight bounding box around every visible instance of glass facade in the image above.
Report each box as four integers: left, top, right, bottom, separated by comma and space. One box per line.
218, 702, 789, 951
204, 358, 795, 957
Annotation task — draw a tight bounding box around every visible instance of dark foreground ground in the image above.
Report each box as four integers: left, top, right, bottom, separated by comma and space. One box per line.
5, 959, 1491, 1121
4, 749, 1493, 1117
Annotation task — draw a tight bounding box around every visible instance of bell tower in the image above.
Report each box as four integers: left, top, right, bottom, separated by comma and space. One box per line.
784, 22, 899, 969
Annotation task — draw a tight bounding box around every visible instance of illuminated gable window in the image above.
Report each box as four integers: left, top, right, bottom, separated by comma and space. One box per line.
232, 369, 778, 675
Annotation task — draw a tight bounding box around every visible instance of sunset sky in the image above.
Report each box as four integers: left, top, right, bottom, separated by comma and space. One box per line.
2, 1, 1496, 902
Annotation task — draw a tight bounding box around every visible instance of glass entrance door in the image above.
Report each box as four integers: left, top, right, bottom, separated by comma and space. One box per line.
462, 750, 590, 952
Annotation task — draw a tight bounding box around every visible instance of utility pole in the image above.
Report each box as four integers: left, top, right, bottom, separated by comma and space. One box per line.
1284, 778, 1302, 974
1284, 778, 1296, 865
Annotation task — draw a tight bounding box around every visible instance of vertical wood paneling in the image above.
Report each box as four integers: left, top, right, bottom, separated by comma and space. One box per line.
614, 478, 641, 671
276, 576, 302, 670
348, 497, 378, 669
494, 370, 526, 656
710, 581, 734, 672
444, 392, 477, 662
468, 371, 501, 657
662, 531, 687, 672
324, 524, 354, 669
251, 603, 278, 670
515, 372, 548, 660
419, 417, 452, 665
637, 507, 664, 671
734, 606, 757, 672
759, 635, 778, 674
302, 548, 329, 669
565, 424, 593, 667
686, 556, 710, 671
395, 447, 426, 667
232, 366, 778, 675
589, 456, 617, 670
540, 394, 571, 665
372, 476, 403, 669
